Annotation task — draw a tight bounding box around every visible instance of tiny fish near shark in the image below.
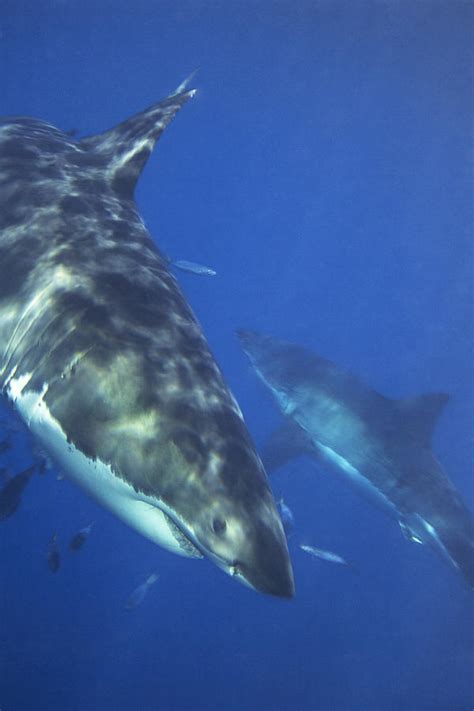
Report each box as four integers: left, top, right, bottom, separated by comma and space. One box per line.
47, 530, 60, 573
69, 522, 94, 552
125, 572, 159, 611
300, 544, 353, 569
0, 83, 294, 598
171, 259, 217, 277
277, 497, 295, 537
237, 329, 474, 591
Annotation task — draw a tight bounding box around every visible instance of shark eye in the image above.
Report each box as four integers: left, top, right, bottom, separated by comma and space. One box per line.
212, 517, 227, 535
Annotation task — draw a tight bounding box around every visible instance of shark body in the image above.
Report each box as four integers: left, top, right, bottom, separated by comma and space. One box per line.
237, 329, 474, 591
0, 86, 294, 597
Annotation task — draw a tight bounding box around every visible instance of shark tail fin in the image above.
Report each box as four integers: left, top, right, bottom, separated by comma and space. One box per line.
396, 392, 449, 445
80, 81, 196, 198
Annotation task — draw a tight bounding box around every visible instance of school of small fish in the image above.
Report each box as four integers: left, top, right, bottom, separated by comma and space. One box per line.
0, 414, 164, 608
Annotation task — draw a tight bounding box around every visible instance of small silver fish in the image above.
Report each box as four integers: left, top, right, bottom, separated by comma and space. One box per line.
300, 544, 353, 568
124, 573, 159, 610
277, 498, 295, 537
69, 522, 94, 552
47, 531, 61, 573
171, 259, 217, 277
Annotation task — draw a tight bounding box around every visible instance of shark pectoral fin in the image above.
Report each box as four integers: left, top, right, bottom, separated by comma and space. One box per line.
262, 419, 314, 474
396, 392, 450, 445
399, 518, 423, 545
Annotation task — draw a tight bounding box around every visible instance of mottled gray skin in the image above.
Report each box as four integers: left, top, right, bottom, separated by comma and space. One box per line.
237, 329, 474, 591
0, 89, 294, 597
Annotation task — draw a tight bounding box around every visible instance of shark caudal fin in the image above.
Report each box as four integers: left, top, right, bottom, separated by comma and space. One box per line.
79, 78, 196, 198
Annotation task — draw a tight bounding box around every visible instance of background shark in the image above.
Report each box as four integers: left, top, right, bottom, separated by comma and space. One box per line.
237, 329, 474, 591
0, 85, 294, 598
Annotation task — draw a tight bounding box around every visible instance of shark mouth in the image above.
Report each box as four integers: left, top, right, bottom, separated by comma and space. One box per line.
160, 508, 252, 586
163, 514, 204, 558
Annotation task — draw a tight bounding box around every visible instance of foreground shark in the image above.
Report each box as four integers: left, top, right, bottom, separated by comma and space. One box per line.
237, 329, 474, 591
0, 84, 294, 597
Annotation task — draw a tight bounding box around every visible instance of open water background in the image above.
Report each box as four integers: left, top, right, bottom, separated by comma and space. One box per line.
0, 2, 473, 710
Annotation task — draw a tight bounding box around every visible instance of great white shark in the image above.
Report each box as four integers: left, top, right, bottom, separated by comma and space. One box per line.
0, 83, 294, 598
237, 329, 474, 591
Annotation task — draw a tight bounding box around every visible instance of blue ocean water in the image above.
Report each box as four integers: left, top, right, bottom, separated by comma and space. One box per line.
0, 2, 473, 710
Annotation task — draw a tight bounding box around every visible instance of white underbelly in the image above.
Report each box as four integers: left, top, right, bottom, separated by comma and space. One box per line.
6, 372, 191, 557
315, 441, 458, 565
315, 441, 398, 519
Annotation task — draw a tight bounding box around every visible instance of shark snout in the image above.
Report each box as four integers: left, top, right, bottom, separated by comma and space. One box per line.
196, 502, 295, 598
230, 519, 295, 599
243, 534, 295, 598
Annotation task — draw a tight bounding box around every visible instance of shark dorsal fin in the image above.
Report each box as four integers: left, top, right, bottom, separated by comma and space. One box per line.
79, 84, 195, 198
396, 392, 449, 445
